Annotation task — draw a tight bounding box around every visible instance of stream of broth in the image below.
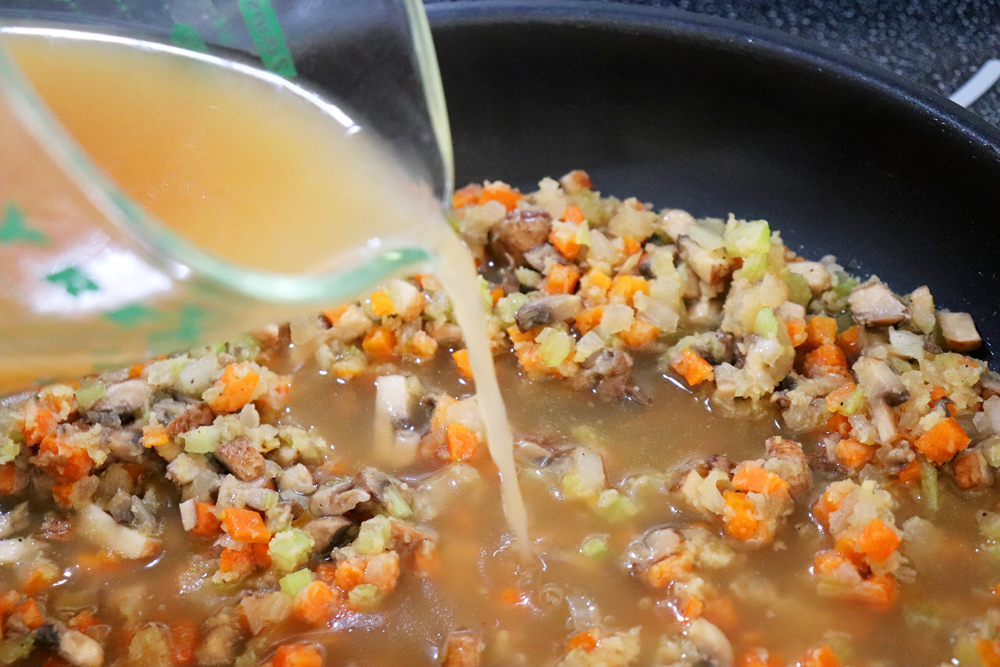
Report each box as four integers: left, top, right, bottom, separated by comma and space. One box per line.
2, 30, 528, 549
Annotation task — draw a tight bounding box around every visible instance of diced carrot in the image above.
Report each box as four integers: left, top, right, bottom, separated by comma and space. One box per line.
369, 289, 395, 317
362, 551, 400, 593
315, 563, 338, 586
825, 382, 857, 413
806, 316, 837, 349
0, 591, 19, 615
977, 639, 1000, 667
897, 460, 921, 484
799, 645, 840, 667
732, 464, 789, 497
914, 417, 970, 464
622, 237, 642, 257
507, 326, 537, 344
928, 385, 946, 404
334, 558, 366, 591
51, 481, 75, 509
431, 395, 458, 432
141, 424, 169, 449
68, 610, 98, 634
294, 581, 339, 625
362, 326, 397, 361
826, 413, 850, 437
836, 325, 860, 358
322, 304, 349, 326
127, 363, 146, 380
575, 308, 603, 336
0, 463, 19, 495
858, 518, 900, 564
785, 318, 808, 347
645, 553, 694, 588
33, 435, 92, 483
740, 648, 782, 667
171, 621, 199, 665
670, 348, 715, 387
19, 559, 58, 595
413, 540, 437, 576
680, 596, 704, 621
76, 550, 121, 572
17, 599, 43, 629
22, 407, 56, 446
803, 344, 848, 378
446, 423, 479, 462
812, 485, 852, 527
272, 644, 323, 667
545, 264, 581, 295
206, 364, 260, 414
251, 543, 272, 569
220, 548, 255, 577
489, 287, 505, 307
562, 205, 586, 224
500, 587, 526, 606
514, 343, 550, 375
579, 269, 613, 303
452, 349, 473, 381
620, 318, 659, 349
833, 536, 866, 568
42, 658, 68, 667
723, 491, 759, 541
702, 596, 739, 633
550, 225, 581, 260
451, 183, 482, 210
859, 573, 897, 610
835, 438, 876, 470
567, 628, 600, 652
189, 502, 222, 538
220, 508, 271, 544
478, 183, 522, 211
608, 275, 649, 306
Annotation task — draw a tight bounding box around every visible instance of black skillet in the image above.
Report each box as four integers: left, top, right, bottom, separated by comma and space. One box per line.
423, 0, 1000, 365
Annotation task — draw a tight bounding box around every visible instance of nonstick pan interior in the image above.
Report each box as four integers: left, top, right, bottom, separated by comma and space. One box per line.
425, 1, 1000, 365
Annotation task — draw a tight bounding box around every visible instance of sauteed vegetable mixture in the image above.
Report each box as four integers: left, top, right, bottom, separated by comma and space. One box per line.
1, 172, 998, 667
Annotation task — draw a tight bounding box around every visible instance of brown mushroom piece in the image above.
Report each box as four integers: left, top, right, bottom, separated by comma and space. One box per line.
853, 357, 909, 444
953, 448, 994, 491
514, 294, 583, 330
848, 279, 908, 327
309, 481, 371, 517
488, 208, 552, 266
303, 516, 353, 554
440, 629, 484, 667
214, 435, 267, 482
937, 311, 982, 352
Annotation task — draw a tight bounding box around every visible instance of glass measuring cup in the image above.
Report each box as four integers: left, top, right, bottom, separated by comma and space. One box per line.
0, 0, 454, 392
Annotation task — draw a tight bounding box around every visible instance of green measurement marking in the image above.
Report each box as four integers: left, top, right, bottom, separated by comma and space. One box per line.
237, 0, 297, 78
148, 304, 207, 353
0, 203, 50, 246
104, 304, 161, 328
171, 23, 210, 53
110, 0, 135, 21
45, 266, 99, 296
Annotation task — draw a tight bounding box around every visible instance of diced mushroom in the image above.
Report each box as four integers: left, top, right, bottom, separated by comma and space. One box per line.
302, 517, 353, 554
786, 261, 832, 294
853, 357, 910, 406
514, 294, 583, 330
980, 370, 1000, 401
164, 403, 216, 436
37, 623, 105, 667
194, 612, 242, 667
763, 437, 812, 500
325, 305, 374, 343
677, 236, 735, 286
848, 279, 908, 327
937, 311, 982, 352
309, 482, 370, 517
277, 464, 316, 495
214, 435, 266, 482
909, 286, 936, 334
660, 209, 697, 241
387, 517, 432, 552
94, 379, 152, 415
953, 449, 993, 491
425, 321, 464, 346
685, 618, 735, 667
775, 301, 807, 322
870, 399, 901, 445
571, 348, 648, 404
166, 454, 213, 487
0, 537, 39, 564
76, 505, 160, 559
440, 629, 483, 667
106, 489, 135, 525
559, 169, 592, 194
238, 592, 292, 636
488, 209, 552, 266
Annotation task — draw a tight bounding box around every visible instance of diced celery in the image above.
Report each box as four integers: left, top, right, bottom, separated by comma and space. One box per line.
537, 328, 572, 367
574, 220, 591, 246
225, 334, 261, 362
354, 516, 391, 555
0, 437, 18, 466
724, 219, 770, 257
753, 307, 779, 338
580, 535, 610, 560
571, 424, 598, 442
834, 275, 859, 298
560, 472, 590, 501
382, 485, 413, 520
495, 293, 529, 328
268, 529, 315, 573
952, 634, 980, 667
919, 458, 939, 512
983, 435, 1000, 468
514, 267, 543, 289
594, 489, 639, 523
278, 568, 314, 597
886, 357, 914, 374
348, 583, 383, 610
737, 253, 768, 283
839, 387, 867, 416
783, 270, 812, 306
477, 276, 494, 311
0, 633, 35, 665
75, 380, 107, 411
183, 425, 222, 454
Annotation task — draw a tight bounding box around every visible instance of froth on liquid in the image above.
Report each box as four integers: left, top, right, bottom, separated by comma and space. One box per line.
2, 30, 528, 551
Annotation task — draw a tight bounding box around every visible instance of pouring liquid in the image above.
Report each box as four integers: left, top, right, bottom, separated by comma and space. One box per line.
1, 30, 528, 550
